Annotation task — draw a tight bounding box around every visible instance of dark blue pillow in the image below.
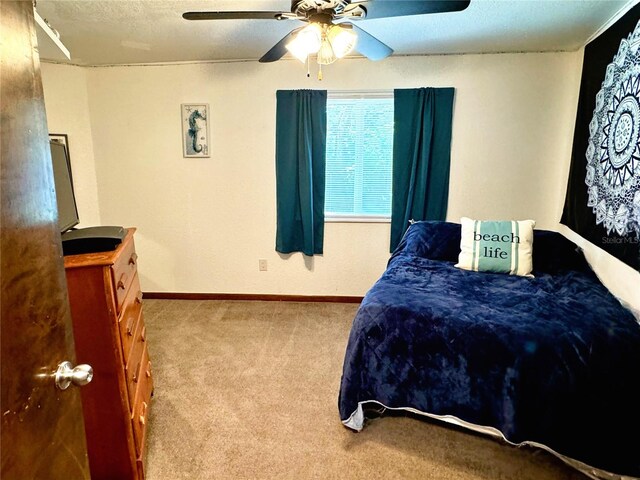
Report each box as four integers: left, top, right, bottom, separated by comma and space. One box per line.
394, 221, 461, 262
395, 220, 590, 274
532, 229, 590, 274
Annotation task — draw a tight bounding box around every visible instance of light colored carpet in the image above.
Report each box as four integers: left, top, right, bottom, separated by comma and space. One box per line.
142, 299, 585, 480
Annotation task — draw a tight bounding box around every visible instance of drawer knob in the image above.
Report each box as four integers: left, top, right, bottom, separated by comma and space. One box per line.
139, 401, 148, 425
117, 273, 127, 290
135, 291, 143, 304
126, 315, 135, 336
146, 361, 152, 378
133, 361, 141, 383
128, 253, 138, 266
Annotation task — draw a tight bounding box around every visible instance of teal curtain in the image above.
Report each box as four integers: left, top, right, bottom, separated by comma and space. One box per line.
390, 88, 455, 251
275, 90, 327, 256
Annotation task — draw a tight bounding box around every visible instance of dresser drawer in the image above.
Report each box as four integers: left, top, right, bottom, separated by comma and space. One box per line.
111, 238, 138, 315
135, 434, 147, 480
119, 276, 143, 364
131, 346, 153, 454
125, 318, 148, 404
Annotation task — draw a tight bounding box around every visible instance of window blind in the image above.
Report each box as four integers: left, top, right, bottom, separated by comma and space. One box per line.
325, 96, 394, 218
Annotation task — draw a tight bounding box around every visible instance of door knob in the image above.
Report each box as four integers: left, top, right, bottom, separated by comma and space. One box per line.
55, 361, 93, 390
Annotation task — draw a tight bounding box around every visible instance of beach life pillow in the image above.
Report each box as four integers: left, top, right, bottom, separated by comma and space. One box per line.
455, 217, 535, 277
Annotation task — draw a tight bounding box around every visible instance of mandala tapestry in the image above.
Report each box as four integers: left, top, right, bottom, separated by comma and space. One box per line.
562, 3, 640, 270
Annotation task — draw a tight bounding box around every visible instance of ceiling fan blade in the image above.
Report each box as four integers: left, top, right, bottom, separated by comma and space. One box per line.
356, 0, 470, 20
183, 11, 287, 21
259, 28, 303, 63
350, 25, 393, 61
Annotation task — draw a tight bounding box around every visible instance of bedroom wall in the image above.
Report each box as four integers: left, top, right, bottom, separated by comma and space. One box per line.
41, 51, 583, 296
41, 63, 101, 227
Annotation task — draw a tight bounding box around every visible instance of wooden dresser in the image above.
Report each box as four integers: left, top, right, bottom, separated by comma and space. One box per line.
64, 228, 153, 480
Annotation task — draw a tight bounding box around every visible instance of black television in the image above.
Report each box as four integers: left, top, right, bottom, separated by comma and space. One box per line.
49, 139, 126, 255
50, 140, 79, 233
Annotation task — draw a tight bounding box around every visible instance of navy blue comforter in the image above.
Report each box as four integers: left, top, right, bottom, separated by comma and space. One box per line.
338, 222, 640, 477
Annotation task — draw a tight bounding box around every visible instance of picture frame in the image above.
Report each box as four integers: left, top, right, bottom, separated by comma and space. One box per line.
48, 132, 75, 186
181, 103, 210, 158
49, 133, 69, 158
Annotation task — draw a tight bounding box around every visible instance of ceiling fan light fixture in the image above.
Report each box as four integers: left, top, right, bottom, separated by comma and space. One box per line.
285, 39, 310, 63
327, 25, 357, 59
317, 36, 337, 65
286, 23, 322, 62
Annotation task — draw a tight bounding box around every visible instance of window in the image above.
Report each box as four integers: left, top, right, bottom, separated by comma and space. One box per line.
325, 92, 393, 222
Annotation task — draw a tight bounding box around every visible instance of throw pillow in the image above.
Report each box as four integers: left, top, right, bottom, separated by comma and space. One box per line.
455, 217, 535, 276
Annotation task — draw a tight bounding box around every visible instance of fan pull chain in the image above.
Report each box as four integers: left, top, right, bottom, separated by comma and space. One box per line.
306, 55, 310, 78
318, 63, 323, 81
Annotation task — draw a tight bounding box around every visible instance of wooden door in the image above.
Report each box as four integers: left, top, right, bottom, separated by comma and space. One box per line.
0, 2, 91, 479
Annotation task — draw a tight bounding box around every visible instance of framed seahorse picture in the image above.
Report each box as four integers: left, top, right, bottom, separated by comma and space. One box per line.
181, 103, 210, 157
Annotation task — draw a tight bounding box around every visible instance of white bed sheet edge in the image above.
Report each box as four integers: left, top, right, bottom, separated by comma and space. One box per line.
341, 401, 637, 480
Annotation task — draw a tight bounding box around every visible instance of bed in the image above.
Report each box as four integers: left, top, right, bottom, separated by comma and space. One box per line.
338, 221, 640, 479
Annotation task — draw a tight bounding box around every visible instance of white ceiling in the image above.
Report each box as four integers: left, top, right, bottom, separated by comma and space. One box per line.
34, 0, 635, 66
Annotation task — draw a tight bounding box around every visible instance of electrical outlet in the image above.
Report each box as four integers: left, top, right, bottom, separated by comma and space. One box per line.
259, 259, 268, 271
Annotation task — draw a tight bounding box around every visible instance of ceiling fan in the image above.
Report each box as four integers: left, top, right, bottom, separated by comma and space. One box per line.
183, 0, 471, 68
